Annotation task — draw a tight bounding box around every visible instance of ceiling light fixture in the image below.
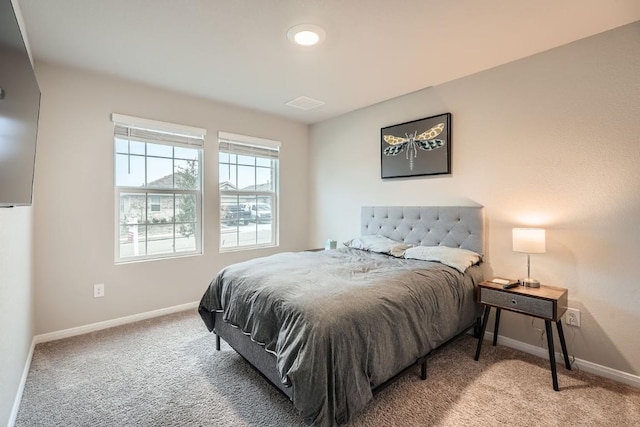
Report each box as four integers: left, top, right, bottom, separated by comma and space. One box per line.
287, 24, 326, 47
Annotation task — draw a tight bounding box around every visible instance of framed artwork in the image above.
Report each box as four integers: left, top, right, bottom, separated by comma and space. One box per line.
380, 112, 451, 179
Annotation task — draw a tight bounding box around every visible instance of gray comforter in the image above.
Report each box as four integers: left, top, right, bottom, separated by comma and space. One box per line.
198, 248, 482, 426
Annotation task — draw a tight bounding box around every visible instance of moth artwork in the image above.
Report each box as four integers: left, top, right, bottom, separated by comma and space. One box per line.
383, 123, 445, 171
380, 113, 451, 179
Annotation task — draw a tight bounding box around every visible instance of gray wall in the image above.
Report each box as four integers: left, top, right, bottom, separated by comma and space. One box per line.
32, 62, 310, 335
309, 22, 640, 375
0, 207, 34, 425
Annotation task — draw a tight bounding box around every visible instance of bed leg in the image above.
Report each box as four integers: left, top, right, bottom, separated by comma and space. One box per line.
215, 333, 221, 351
420, 358, 427, 380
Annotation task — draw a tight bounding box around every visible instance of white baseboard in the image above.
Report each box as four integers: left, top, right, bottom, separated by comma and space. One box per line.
34, 301, 199, 344
7, 339, 35, 427
484, 332, 640, 389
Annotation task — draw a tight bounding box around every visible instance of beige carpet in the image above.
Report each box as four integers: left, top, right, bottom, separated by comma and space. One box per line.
16, 310, 640, 426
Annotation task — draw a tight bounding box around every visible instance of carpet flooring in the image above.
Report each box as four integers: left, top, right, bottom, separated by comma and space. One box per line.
16, 310, 640, 426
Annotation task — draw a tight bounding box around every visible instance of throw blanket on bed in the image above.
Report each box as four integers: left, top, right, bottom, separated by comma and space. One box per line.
199, 248, 482, 426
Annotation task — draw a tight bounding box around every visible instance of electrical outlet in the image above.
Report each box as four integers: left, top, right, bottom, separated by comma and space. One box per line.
93, 283, 105, 298
565, 308, 581, 327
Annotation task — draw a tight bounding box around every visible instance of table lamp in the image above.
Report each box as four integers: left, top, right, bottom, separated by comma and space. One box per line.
512, 228, 546, 287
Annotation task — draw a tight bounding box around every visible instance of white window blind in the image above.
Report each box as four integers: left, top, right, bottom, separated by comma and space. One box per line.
113, 126, 205, 147
219, 141, 279, 159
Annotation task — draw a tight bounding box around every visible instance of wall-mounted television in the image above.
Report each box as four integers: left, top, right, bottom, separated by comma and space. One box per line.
0, 0, 40, 207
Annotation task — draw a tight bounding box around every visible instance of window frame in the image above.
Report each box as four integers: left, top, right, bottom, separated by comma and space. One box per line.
218, 132, 280, 252
112, 113, 206, 263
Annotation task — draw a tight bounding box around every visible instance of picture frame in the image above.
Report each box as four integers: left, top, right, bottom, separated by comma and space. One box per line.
380, 112, 451, 179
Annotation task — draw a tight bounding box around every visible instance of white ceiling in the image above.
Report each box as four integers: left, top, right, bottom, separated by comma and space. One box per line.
18, 0, 640, 124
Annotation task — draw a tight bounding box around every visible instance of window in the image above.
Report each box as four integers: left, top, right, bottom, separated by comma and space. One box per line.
219, 132, 280, 251
150, 196, 161, 212
112, 113, 206, 262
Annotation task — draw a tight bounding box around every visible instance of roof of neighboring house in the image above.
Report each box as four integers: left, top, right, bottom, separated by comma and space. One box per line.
145, 175, 262, 191
147, 174, 176, 188
219, 181, 237, 191
240, 183, 271, 191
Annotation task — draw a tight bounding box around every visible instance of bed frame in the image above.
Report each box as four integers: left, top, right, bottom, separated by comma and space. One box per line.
212, 206, 484, 401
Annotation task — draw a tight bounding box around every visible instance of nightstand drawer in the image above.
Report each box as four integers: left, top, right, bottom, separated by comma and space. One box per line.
480, 288, 554, 319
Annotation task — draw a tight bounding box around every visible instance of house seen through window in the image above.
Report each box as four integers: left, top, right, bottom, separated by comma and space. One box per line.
219, 132, 280, 251
113, 114, 205, 262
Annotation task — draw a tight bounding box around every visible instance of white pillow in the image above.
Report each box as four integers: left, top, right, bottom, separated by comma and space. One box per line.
403, 245, 482, 273
343, 235, 413, 258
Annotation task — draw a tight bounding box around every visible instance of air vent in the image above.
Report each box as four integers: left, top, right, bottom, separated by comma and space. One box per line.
285, 96, 325, 111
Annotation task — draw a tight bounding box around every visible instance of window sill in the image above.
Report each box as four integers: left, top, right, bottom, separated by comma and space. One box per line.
219, 244, 278, 254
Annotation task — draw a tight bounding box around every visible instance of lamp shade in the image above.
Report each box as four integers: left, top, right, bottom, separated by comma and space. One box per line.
512, 228, 546, 254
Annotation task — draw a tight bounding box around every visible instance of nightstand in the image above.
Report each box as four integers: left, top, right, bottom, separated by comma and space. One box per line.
474, 279, 571, 391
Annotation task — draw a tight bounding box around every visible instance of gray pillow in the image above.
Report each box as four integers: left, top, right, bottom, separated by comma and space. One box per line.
403, 245, 482, 273
344, 235, 413, 258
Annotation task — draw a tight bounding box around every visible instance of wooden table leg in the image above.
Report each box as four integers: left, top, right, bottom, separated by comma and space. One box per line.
474, 306, 491, 361
556, 320, 571, 370
545, 320, 559, 391
492, 308, 501, 346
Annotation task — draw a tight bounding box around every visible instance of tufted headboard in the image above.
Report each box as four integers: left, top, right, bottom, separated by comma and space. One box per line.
361, 206, 484, 254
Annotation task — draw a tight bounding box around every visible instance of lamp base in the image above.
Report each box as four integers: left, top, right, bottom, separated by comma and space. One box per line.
519, 278, 540, 288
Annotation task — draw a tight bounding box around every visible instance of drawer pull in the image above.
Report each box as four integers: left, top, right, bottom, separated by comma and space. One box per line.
511, 299, 518, 306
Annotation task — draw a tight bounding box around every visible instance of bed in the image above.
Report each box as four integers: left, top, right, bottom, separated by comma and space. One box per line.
198, 206, 484, 426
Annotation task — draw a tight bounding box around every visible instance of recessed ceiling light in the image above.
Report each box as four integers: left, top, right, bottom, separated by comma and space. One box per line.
287, 24, 326, 47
